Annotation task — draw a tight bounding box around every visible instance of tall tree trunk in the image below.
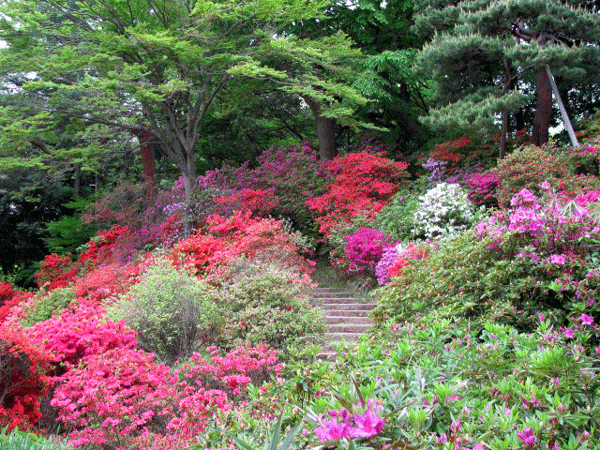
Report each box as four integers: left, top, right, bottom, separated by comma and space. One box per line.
532, 68, 552, 146
136, 129, 158, 203
500, 108, 508, 159
74, 165, 81, 196
303, 96, 337, 160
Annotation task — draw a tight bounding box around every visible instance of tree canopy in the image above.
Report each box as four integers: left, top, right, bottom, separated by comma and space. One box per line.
0, 0, 367, 210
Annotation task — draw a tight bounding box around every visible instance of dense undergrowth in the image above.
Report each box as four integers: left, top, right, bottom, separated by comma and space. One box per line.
2, 134, 600, 449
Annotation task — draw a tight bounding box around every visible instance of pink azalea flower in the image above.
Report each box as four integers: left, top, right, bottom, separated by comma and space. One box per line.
564, 328, 575, 339
550, 254, 566, 265
577, 313, 594, 326
349, 409, 384, 438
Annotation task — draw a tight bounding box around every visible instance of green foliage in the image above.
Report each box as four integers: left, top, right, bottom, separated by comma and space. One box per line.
212, 258, 326, 356
370, 184, 427, 242
216, 318, 600, 449
109, 258, 215, 365
44, 198, 97, 255
0, 0, 368, 206
22, 288, 75, 327
0, 428, 71, 450
493, 144, 570, 207
373, 230, 493, 326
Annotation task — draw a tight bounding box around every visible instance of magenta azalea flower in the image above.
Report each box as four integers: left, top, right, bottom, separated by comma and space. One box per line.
349, 409, 384, 438
314, 419, 351, 441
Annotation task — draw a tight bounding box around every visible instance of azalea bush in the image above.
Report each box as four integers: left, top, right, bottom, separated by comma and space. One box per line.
205, 318, 600, 449
52, 343, 281, 450
342, 228, 395, 280
375, 187, 600, 337
493, 145, 571, 207
34, 254, 77, 291
0, 327, 50, 431
307, 152, 409, 237
211, 259, 325, 354
465, 170, 500, 207
412, 182, 476, 241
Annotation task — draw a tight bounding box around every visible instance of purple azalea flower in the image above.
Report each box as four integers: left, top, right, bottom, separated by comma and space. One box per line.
517, 427, 536, 448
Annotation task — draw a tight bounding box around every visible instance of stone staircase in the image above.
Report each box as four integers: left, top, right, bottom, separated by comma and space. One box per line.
311, 287, 376, 360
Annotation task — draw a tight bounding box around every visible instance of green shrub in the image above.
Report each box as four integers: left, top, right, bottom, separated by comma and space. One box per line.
0, 428, 72, 450
493, 145, 571, 207
213, 259, 326, 355
206, 319, 600, 449
22, 289, 75, 327
109, 258, 216, 364
370, 188, 423, 241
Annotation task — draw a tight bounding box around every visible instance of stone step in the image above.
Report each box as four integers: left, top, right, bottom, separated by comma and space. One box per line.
313, 282, 376, 360
325, 315, 373, 325
312, 292, 364, 299
327, 323, 372, 333
325, 310, 373, 319
319, 303, 376, 311
312, 296, 370, 304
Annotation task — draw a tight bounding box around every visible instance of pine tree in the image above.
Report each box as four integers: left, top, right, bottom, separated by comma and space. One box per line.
414, 0, 600, 153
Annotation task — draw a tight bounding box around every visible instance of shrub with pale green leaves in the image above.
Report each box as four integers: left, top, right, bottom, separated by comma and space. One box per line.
212, 258, 326, 355
22, 288, 75, 327
0, 428, 72, 450
109, 258, 215, 364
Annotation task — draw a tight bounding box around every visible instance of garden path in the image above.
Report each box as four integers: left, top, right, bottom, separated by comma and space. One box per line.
312, 286, 376, 360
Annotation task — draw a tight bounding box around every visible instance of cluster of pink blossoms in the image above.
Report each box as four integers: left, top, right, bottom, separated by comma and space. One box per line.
314, 399, 384, 441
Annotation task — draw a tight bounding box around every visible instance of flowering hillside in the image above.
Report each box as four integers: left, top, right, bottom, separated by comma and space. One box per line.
2, 137, 600, 449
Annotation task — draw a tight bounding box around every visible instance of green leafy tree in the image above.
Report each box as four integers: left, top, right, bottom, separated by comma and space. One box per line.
413, 0, 600, 154
287, 0, 430, 153
0, 0, 367, 231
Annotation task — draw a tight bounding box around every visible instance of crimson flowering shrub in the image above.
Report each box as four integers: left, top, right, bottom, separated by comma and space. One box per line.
213, 188, 278, 219
307, 152, 409, 237
419, 134, 497, 173
204, 211, 315, 277
25, 301, 139, 370
78, 224, 131, 268
172, 232, 228, 275
158, 142, 328, 235
342, 228, 395, 280
0, 282, 15, 309
71, 262, 139, 303
34, 254, 78, 291
0, 326, 50, 431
